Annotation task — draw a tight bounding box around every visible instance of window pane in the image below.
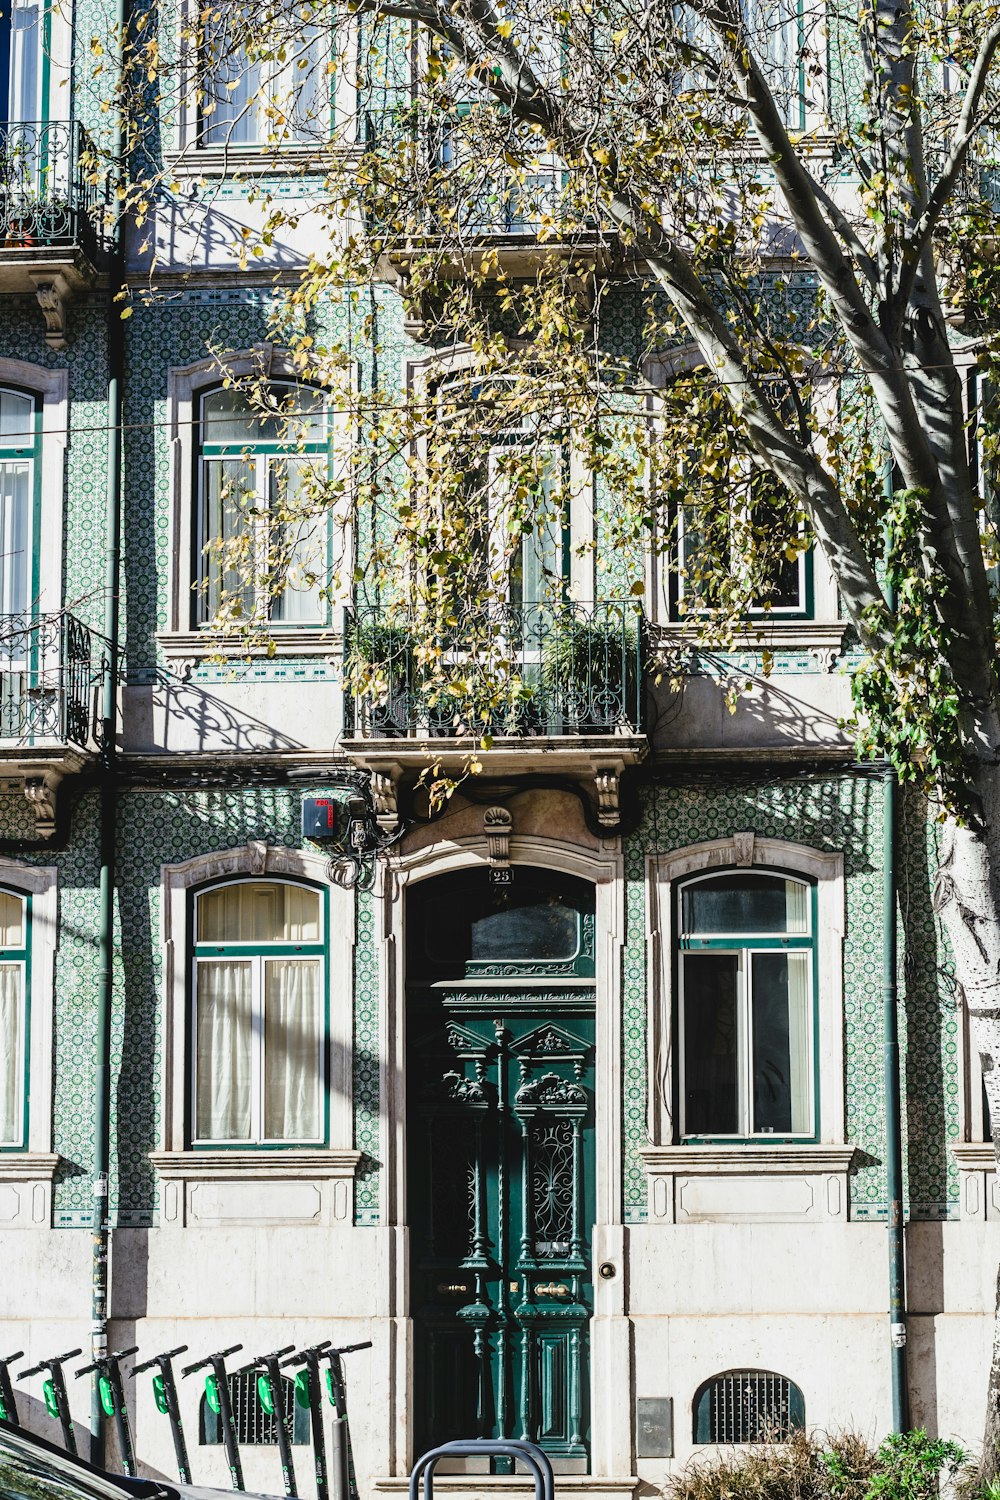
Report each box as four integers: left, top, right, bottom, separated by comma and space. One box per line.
264, 958, 322, 1138
268, 457, 324, 623
9, 0, 41, 127
0, 963, 21, 1143
196, 961, 252, 1140
0, 462, 30, 617
681, 874, 809, 935
0, 390, 33, 442
683, 952, 739, 1134
202, 44, 262, 146
198, 881, 321, 943
202, 386, 326, 446
200, 456, 256, 622
751, 952, 811, 1134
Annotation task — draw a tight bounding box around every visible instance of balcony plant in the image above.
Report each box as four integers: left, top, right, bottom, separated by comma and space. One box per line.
345, 615, 417, 738
540, 610, 642, 735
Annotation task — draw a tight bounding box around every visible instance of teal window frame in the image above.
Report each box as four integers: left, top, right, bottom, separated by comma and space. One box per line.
0, 887, 29, 1151
0, 387, 42, 620
194, 380, 332, 629
673, 501, 815, 623
675, 870, 819, 1144
188, 876, 330, 1149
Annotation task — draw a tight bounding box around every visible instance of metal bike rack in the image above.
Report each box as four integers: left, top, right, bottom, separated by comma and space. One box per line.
410, 1439, 555, 1500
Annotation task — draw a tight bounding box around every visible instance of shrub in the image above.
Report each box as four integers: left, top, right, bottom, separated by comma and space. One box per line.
665, 1429, 965, 1500
665, 1429, 878, 1500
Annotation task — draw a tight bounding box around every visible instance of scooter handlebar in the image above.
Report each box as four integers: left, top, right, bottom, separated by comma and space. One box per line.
279, 1342, 331, 1369
0, 1352, 23, 1368
18, 1350, 82, 1379
181, 1345, 243, 1378
75, 1346, 139, 1378
131, 1346, 188, 1375
325, 1343, 373, 1356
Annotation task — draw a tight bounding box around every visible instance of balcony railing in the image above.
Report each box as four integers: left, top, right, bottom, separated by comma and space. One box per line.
0, 121, 103, 257
0, 612, 99, 746
344, 601, 645, 740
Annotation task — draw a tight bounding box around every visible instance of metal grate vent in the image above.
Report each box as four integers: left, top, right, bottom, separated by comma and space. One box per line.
694, 1370, 804, 1444
200, 1371, 309, 1446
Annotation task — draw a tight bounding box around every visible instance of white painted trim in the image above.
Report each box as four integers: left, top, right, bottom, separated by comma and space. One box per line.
377, 829, 626, 1476
647, 836, 846, 1155
0, 858, 57, 1159
165, 350, 354, 634
0, 362, 67, 612
159, 844, 355, 1155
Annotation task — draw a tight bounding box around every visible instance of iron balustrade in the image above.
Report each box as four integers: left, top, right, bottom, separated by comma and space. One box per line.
0, 121, 103, 256
344, 600, 645, 739
0, 612, 99, 746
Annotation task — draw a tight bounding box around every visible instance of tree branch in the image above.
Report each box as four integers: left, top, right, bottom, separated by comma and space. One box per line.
899, 17, 1000, 302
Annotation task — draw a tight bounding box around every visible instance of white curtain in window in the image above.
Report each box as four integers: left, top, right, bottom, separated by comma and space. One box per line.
783, 879, 809, 934
787, 952, 811, 1134
264, 958, 322, 1139
9, 0, 40, 127
196, 961, 252, 1139
0, 963, 22, 1144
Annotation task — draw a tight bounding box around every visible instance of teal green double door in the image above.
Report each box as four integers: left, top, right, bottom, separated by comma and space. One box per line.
407, 989, 596, 1466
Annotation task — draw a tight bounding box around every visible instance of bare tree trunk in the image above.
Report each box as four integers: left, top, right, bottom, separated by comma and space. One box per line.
932, 764, 1000, 1479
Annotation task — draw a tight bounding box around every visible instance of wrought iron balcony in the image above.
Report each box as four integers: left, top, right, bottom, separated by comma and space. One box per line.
0, 121, 104, 347
0, 611, 99, 748
343, 600, 645, 741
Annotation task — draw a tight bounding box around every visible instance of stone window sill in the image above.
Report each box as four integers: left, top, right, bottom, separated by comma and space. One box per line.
149, 1150, 361, 1227
639, 1145, 857, 1224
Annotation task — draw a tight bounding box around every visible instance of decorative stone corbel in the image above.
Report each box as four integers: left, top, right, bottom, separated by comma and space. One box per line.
172, 657, 197, 684
594, 769, 621, 828
808, 645, 841, 674
484, 806, 512, 874
246, 840, 268, 874
371, 771, 399, 835
23, 772, 60, 838
29, 274, 72, 351
733, 831, 756, 867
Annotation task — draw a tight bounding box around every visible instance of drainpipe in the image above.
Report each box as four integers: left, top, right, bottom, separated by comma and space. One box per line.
883, 469, 910, 1432
91, 6, 127, 1467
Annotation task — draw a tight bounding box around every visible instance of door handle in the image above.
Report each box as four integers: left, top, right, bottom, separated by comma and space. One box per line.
436, 1283, 471, 1296
535, 1282, 570, 1298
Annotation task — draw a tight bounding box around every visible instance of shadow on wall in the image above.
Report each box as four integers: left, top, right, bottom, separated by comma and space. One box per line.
645, 668, 853, 754
122, 674, 308, 754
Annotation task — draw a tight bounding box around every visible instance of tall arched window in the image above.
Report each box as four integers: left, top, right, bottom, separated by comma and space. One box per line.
678, 870, 816, 1140
191, 880, 327, 1145
196, 383, 328, 627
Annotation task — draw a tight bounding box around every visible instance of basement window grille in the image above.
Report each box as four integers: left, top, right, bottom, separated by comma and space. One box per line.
200, 1370, 310, 1446
693, 1370, 805, 1444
